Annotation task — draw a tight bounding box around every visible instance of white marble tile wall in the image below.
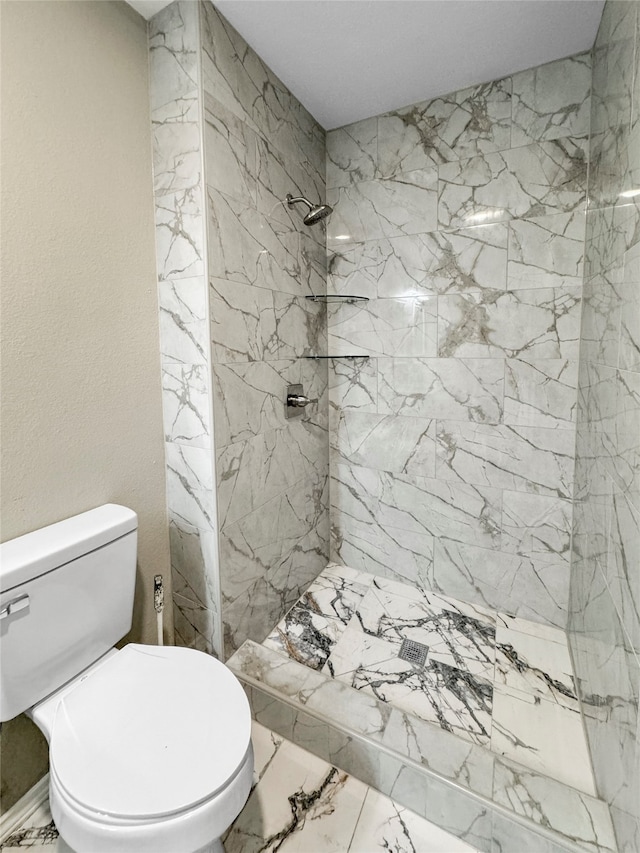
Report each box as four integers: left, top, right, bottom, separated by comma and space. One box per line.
198, 1, 329, 657
568, 3, 640, 851
327, 52, 591, 629
149, 0, 329, 659
150, 1, 221, 656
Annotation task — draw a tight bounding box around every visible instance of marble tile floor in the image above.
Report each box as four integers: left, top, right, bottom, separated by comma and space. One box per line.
263, 563, 597, 797
0, 722, 479, 853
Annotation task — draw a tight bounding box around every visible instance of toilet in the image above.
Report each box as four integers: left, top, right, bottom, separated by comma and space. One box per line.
0, 504, 253, 853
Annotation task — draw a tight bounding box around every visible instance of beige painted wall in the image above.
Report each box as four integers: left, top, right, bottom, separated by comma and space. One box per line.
0, 0, 172, 812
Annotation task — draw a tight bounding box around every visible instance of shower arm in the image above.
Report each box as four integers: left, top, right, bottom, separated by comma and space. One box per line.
286, 194, 313, 211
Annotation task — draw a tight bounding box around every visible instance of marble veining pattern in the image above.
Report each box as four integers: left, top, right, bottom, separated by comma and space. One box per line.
2, 724, 481, 853
327, 52, 590, 629
263, 563, 599, 797
568, 3, 640, 850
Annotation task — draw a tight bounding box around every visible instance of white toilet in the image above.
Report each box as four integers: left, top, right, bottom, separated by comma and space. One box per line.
0, 504, 254, 853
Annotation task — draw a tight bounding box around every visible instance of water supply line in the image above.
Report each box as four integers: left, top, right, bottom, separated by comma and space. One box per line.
154, 574, 164, 646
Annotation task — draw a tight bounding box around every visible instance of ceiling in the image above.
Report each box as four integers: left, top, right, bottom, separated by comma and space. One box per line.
130, 0, 604, 130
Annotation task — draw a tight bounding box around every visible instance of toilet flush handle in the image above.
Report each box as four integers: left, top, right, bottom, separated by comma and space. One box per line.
0, 593, 30, 620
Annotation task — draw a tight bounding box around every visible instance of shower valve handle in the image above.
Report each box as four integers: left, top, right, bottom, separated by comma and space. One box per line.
287, 393, 312, 408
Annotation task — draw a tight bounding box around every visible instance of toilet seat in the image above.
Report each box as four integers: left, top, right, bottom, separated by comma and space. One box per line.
48, 644, 251, 820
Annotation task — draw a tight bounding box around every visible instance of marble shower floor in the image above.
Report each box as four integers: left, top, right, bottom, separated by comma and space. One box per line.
263, 563, 596, 797
0, 723, 479, 853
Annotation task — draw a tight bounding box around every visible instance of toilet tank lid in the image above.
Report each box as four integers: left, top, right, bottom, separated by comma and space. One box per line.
0, 504, 137, 593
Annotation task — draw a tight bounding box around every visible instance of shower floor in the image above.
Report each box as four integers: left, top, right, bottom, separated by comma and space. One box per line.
262, 563, 596, 797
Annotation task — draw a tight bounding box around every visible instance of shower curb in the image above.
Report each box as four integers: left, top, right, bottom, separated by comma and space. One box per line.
228, 640, 617, 853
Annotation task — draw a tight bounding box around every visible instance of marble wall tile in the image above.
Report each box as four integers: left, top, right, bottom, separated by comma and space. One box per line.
324, 48, 591, 644
618, 239, 640, 372
430, 538, 570, 628
376, 224, 508, 297
149, 0, 198, 112
216, 425, 318, 528
152, 93, 201, 196
606, 490, 640, 650
151, 1, 328, 663
437, 287, 581, 361
155, 186, 205, 281
158, 295, 208, 366
501, 491, 572, 572
165, 441, 215, 530
378, 357, 504, 424
331, 465, 434, 588
219, 530, 273, 653
504, 359, 578, 430
173, 591, 217, 654
613, 368, 640, 509
328, 358, 378, 413
299, 355, 330, 431
327, 240, 381, 297
211, 359, 296, 446
255, 135, 323, 229
507, 211, 585, 290
270, 520, 330, 615
511, 53, 592, 147
210, 278, 276, 363
591, 35, 635, 138
273, 292, 326, 359
207, 187, 305, 295
150, 2, 216, 659
327, 169, 438, 245
377, 78, 511, 174
436, 421, 575, 499
327, 296, 437, 357
203, 92, 257, 205
158, 275, 207, 328
199, 1, 257, 132
327, 118, 377, 189
595, 0, 637, 48
169, 516, 220, 655
330, 409, 436, 477
438, 138, 588, 230
610, 806, 640, 853
300, 228, 328, 293
161, 363, 210, 447
220, 474, 328, 655
376, 472, 502, 549
266, 479, 329, 612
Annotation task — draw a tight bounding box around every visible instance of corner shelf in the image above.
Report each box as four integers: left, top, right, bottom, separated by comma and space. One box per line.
304, 355, 370, 360
305, 294, 369, 304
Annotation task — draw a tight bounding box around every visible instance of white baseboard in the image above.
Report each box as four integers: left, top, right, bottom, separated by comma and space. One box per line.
0, 773, 49, 843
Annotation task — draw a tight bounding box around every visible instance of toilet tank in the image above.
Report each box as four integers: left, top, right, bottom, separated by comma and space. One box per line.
0, 504, 138, 722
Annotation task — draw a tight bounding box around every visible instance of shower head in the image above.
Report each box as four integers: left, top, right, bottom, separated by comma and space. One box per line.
286, 193, 333, 226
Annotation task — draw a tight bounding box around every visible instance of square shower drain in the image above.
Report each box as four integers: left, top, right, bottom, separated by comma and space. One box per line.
398, 638, 429, 667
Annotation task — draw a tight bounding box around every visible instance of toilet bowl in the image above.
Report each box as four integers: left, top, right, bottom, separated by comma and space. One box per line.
30, 644, 253, 853
0, 505, 254, 853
